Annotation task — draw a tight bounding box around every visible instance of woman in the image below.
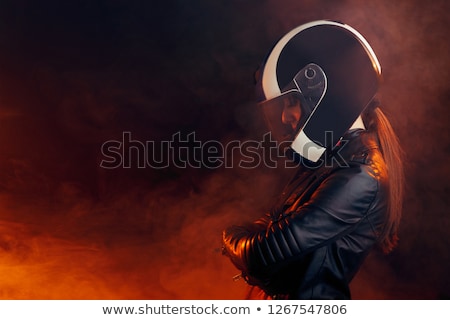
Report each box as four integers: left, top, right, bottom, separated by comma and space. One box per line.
221, 20, 404, 299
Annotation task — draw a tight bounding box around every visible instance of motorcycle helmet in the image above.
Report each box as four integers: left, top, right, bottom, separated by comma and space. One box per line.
256, 20, 382, 163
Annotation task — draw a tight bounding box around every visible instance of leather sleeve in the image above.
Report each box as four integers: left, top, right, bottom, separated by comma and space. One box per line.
222, 165, 381, 278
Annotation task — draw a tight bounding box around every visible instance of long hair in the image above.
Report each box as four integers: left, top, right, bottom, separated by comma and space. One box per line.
362, 102, 405, 253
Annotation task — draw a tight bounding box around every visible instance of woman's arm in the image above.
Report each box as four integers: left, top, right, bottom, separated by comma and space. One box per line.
222, 165, 383, 279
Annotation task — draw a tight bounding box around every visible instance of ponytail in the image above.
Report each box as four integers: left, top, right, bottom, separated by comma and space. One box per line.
362, 103, 405, 253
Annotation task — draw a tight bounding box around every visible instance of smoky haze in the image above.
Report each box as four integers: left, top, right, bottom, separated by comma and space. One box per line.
0, 0, 448, 299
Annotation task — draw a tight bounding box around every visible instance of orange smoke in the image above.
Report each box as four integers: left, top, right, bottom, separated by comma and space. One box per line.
0, 167, 277, 299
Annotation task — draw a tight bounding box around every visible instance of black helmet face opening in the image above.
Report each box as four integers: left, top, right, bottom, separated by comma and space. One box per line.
260, 90, 304, 146
259, 63, 327, 153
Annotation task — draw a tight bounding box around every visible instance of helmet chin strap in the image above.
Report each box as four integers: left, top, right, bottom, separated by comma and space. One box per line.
349, 115, 366, 130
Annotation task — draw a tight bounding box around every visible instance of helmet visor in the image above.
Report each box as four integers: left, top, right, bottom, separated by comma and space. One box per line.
259, 90, 305, 145
259, 63, 327, 150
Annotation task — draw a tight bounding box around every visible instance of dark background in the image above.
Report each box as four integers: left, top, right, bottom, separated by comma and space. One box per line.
0, 0, 448, 299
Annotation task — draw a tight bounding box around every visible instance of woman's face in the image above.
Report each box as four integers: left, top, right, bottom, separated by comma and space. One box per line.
281, 95, 302, 132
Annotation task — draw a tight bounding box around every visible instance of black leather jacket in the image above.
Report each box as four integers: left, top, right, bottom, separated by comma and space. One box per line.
222, 129, 389, 299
